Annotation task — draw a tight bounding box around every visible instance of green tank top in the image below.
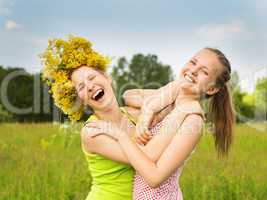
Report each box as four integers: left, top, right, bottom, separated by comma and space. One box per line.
82, 107, 135, 200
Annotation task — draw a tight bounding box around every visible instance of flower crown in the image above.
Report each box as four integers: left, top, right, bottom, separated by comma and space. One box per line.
40, 35, 110, 121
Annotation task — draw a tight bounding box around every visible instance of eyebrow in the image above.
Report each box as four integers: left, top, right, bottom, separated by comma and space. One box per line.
192, 57, 209, 71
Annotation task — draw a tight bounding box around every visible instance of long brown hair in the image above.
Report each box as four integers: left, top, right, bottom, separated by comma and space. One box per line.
205, 47, 235, 157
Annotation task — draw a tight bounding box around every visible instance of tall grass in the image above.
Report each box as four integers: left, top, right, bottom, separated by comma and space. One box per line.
0, 123, 90, 200
0, 123, 266, 200
181, 124, 267, 200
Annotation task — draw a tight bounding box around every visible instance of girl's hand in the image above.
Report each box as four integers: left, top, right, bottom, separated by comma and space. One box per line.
84, 120, 124, 141
135, 110, 154, 145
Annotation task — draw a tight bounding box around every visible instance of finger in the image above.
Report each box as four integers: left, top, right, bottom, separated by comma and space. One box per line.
144, 130, 153, 137
136, 137, 145, 146
143, 131, 153, 143
139, 135, 149, 145
138, 135, 149, 144
143, 136, 150, 144
141, 132, 151, 140
142, 140, 148, 145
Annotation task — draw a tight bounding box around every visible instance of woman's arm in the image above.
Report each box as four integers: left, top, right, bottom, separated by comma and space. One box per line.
83, 101, 202, 166
80, 104, 171, 164
124, 104, 175, 128
141, 81, 180, 114
135, 81, 180, 138
123, 89, 157, 108
80, 103, 179, 164
116, 114, 203, 188
81, 107, 176, 165
81, 126, 174, 164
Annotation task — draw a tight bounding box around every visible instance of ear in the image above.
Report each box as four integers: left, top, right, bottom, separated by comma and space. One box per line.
206, 86, 220, 96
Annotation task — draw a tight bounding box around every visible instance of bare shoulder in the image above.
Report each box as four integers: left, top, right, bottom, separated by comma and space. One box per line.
80, 126, 95, 153
179, 113, 204, 135
80, 125, 123, 154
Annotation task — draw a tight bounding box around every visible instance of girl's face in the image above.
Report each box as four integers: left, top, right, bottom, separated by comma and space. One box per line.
71, 66, 115, 111
179, 49, 224, 96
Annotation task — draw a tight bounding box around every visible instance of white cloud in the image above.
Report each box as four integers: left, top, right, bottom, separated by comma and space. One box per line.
5, 19, 21, 30
0, 0, 13, 15
196, 20, 251, 41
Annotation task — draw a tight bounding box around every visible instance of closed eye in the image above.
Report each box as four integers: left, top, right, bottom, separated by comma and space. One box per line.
87, 75, 96, 80
78, 83, 85, 92
202, 69, 209, 75
190, 60, 196, 65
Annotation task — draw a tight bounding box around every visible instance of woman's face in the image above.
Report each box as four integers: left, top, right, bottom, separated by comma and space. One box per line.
179, 49, 224, 96
71, 66, 115, 111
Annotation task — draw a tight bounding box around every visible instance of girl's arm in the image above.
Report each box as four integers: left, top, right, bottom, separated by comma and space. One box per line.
81, 125, 174, 164
117, 114, 203, 188
80, 107, 178, 164
123, 89, 157, 108
81, 101, 197, 165
136, 81, 180, 138
123, 80, 180, 112
141, 80, 180, 114
80, 105, 173, 164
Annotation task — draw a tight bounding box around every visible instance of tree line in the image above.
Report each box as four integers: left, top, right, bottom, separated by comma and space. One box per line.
0, 54, 266, 123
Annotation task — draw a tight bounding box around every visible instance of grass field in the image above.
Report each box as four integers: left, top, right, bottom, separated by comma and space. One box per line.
0, 123, 266, 200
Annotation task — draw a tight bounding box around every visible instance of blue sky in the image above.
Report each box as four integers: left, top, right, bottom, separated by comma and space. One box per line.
0, 0, 266, 90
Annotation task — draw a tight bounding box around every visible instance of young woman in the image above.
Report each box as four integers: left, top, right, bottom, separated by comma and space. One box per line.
41, 36, 202, 200
85, 47, 235, 199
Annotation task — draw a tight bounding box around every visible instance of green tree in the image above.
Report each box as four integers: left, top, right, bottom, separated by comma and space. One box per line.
254, 77, 267, 121
0, 66, 53, 122
229, 71, 255, 121
0, 104, 12, 122
111, 54, 174, 104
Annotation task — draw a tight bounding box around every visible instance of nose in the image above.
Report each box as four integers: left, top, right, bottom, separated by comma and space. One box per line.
85, 81, 94, 93
189, 64, 200, 76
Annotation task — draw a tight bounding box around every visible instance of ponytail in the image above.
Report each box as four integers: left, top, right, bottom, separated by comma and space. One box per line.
208, 84, 235, 156
205, 47, 235, 157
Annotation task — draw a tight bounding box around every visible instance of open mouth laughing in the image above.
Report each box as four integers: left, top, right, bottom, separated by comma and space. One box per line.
91, 89, 105, 101
184, 73, 195, 83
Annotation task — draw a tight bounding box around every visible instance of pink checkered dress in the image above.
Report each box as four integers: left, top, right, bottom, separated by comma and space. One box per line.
133, 121, 184, 200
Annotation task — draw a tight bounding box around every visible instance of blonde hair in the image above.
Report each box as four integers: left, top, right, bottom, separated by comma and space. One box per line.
40, 35, 110, 121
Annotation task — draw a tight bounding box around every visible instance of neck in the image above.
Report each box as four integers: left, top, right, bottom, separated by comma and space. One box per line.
93, 102, 123, 124
175, 93, 200, 106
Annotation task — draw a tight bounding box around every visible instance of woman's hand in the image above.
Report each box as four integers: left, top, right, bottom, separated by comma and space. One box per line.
84, 120, 125, 141
135, 110, 154, 145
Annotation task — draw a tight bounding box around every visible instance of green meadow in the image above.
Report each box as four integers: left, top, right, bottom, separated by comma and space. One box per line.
0, 123, 266, 200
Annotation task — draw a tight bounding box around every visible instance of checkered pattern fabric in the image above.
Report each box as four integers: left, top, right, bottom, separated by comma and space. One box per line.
133, 121, 183, 200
